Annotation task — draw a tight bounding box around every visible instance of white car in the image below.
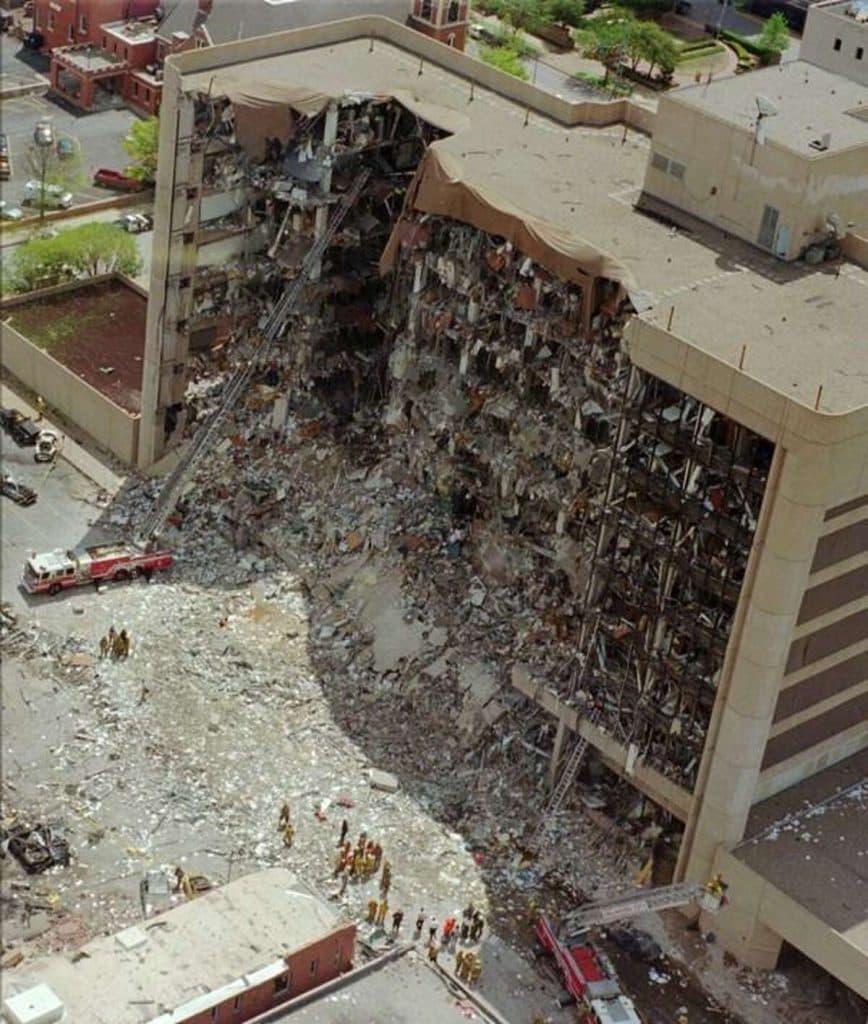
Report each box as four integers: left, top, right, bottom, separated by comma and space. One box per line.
0, 200, 24, 221
23, 180, 74, 209
115, 212, 153, 233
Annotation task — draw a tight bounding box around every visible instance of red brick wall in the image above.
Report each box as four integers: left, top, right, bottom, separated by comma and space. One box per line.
170, 924, 356, 1024
408, 0, 469, 50
124, 73, 161, 114
33, 0, 158, 52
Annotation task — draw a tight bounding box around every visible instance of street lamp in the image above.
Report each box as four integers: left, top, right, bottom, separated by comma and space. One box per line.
33, 118, 55, 225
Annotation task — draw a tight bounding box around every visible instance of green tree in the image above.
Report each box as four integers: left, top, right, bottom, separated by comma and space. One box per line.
758, 12, 790, 53
123, 115, 160, 182
479, 44, 531, 78
545, 0, 586, 26
578, 10, 636, 82
499, 0, 547, 33
9, 223, 142, 293
630, 21, 679, 76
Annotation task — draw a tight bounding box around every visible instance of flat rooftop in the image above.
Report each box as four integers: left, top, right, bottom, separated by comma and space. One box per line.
56, 47, 127, 73
668, 61, 868, 155
1, 277, 146, 413
1, 870, 344, 1023
103, 20, 159, 44
178, 34, 868, 416
734, 748, 868, 940
278, 954, 500, 1023
811, 0, 868, 21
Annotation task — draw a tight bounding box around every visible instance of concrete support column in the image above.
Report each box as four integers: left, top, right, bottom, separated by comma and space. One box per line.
548, 718, 569, 788
679, 444, 828, 884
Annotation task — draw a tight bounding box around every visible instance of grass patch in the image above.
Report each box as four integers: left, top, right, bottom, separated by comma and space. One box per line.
480, 44, 530, 78
13, 307, 102, 352
677, 41, 725, 61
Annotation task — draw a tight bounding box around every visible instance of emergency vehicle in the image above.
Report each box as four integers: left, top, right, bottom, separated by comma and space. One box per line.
22, 543, 172, 595
536, 914, 643, 1024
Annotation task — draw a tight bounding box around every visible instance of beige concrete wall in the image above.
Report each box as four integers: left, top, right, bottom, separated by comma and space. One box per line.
842, 230, 868, 268
709, 847, 868, 999
801, 2, 868, 86
0, 321, 139, 464
644, 95, 868, 260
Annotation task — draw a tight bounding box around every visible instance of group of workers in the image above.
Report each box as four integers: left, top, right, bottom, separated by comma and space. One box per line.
99, 626, 131, 660
333, 821, 389, 891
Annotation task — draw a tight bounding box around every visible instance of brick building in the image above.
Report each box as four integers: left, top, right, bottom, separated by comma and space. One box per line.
31, 0, 157, 52
0, 869, 355, 1024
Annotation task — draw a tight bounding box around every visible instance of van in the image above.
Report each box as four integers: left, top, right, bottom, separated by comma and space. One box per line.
23, 180, 74, 209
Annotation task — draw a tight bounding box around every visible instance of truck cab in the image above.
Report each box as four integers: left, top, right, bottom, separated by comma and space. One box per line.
22, 550, 76, 595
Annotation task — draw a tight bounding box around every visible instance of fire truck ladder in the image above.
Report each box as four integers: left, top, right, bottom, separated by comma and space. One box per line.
559, 882, 706, 943
138, 169, 371, 544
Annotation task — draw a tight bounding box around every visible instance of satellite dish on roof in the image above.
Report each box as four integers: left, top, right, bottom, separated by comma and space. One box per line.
755, 95, 779, 118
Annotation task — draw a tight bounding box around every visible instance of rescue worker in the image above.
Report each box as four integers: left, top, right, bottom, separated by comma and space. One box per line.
372, 841, 383, 871
460, 919, 470, 945
338, 871, 349, 897
34, 396, 46, 421
333, 849, 345, 878
428, 914, 438, 944
391, 908, 404, 937
119, 629, 130, 658
415, 909, 425, 937
380, 859, 392, 895
174, 866, 194, 901
278, 802, 291, 830
338, 818, 349, 847
282, 822, 295, 848
455, 949, 466, 976
471, 911, 484, 942
367, 897, 378, 924
107, 626, 117, 658
98, 635, 109, 659
468, 955, 482, 986
427, 943, 439, 964
458, 950, 474, 981
112, 630, 126, 660
376, 899, 388, 927
442, 914, 457, 946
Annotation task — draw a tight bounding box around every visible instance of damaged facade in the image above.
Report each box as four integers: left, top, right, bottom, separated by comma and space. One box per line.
139, 16, 868, 993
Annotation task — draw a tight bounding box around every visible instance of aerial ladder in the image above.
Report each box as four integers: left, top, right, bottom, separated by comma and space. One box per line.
558, 878, 728, 945
137, 168, 371, 544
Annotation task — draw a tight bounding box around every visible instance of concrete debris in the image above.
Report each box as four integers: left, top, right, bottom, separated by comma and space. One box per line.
368, 769, 400, 794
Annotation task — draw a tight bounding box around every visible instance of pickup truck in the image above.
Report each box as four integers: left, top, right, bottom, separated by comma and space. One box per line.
93, 168, 145, 192
1, 408, 42, 446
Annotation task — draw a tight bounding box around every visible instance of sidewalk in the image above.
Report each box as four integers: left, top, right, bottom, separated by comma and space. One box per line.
1, 382, 126, 494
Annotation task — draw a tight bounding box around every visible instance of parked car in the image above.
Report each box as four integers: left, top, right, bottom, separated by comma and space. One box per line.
0, 200, 24, 221
0, 132, 10, 181
93, 168, 146, 192
22, 180, 74, 209
0, 408, 42, 446
115, 212, 153, 233
2, 475, 37, 507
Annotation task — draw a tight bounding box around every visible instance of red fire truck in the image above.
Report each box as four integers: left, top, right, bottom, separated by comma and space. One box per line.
536, 914, 643, 1024
22, 543, 172, 595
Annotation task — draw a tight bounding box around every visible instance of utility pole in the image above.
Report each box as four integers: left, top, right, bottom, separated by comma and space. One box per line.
33, 117, 55, 226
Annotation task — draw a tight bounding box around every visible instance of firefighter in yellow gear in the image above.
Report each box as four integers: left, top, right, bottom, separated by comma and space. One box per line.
455, 950, 466, 976
427, 943, 439, 964
282, 822, 295, 848
367, 898, 378, 924
278, 802, 291, 830
34, 396, 46, 421
99, 635, 109, 659
468, 956, 482, 986
376, 899, 388, 927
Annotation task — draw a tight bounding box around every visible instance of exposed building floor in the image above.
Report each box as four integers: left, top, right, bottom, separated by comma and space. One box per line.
3, 277, 146, 412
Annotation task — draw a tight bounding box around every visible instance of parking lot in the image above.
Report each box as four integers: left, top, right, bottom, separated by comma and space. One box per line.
0, 92, 141, 214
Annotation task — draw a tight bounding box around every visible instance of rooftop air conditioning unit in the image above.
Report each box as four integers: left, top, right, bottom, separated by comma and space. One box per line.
809, 131, 831, 151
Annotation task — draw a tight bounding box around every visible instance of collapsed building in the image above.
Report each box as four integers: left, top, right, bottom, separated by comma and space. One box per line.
138, 15, 868, 1000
